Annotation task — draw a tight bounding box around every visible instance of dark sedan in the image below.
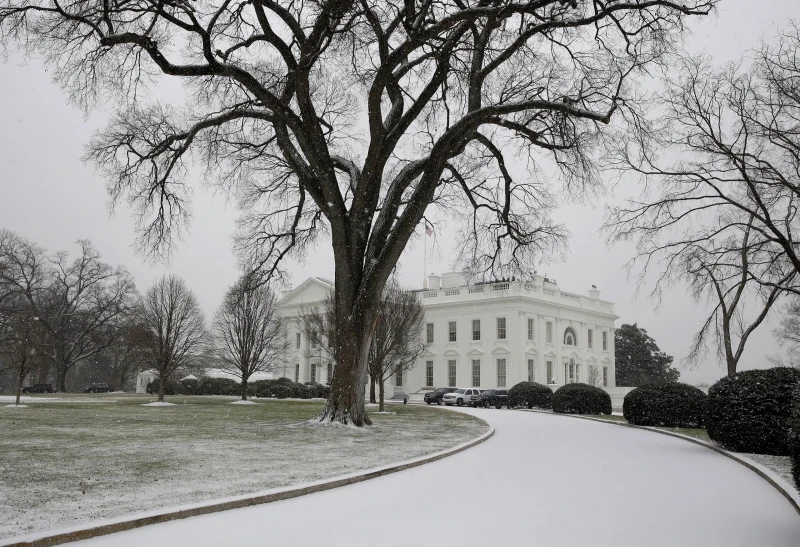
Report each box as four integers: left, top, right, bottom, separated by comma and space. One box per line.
21, 383, 55, 393
83, 383, 114, 393
424, 387, 457, 405
470, 389, 509, 408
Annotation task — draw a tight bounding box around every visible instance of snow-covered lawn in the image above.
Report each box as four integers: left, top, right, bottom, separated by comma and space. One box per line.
0, 395, 487, 540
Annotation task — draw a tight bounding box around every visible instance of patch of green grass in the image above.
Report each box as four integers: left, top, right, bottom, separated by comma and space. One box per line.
0, 395, 487, 539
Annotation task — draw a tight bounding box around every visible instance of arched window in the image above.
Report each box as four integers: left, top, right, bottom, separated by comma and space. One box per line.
564, 327, 577, 347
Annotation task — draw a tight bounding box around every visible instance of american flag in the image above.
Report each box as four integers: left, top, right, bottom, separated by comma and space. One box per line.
425, 221, 433, 236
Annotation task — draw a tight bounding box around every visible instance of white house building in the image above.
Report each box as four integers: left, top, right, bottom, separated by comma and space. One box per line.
274, 272, 618, 398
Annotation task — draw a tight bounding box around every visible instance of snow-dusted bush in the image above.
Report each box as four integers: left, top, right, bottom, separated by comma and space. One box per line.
145, 379, 177, 395
508, 381, 553, 409
623, 382, 707, 427
707, 368, 800, 455
271, 385, 293, 399
790, 385, 800, 490
552, 383, 611, 415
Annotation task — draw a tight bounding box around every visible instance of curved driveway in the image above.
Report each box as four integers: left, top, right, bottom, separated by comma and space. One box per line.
72, 408, 800, 547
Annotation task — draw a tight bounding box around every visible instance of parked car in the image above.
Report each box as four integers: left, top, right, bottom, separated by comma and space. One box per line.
424, 387, 458, 405
442, 388, 482, 407
82, 383, 114, 393
21, 383, 55, 393
470, 389, 509, 408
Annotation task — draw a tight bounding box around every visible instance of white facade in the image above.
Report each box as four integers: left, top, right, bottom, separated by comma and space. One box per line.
275, 273, 618, 397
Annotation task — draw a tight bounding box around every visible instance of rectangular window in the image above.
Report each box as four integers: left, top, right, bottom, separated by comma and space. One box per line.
497, 358, 507, 387
296, 332, 301, 349
546, 360, 553, 384
546, 322, 553, 344
448, 321, 457, 342
426, 323, 434, 344
311, 331, 318, 349
327, 362, 333, 385
602, 331, 608, 351
603, 367, 608, 387
527, 359, 535, 382
396, 366, 403, 387
311, 363, 317, 383
588, 329, 594, 349
471, 359, 481, 387
448, 360, 457, 386
472, 319, 481, 341
497, 317, 507, 340
294, 363, 299, 383
567, 362, 574, 383
527, 318, 534, 341
575, 364, 580, 383
426, 360, 434, 387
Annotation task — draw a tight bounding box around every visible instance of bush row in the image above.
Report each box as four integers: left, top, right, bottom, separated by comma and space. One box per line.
508, 381, 553, 409
552, 383, 612, 415
145, 376, 330, 399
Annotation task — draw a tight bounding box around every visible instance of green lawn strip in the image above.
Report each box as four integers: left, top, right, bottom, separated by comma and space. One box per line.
0, 396, 487, 540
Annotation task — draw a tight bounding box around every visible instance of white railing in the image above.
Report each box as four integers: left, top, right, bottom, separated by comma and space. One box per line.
445, 289, 461, 296
423, 291, 438, 298
492, 283, 510, 290
544, 289, 557, 296
468, 286, 484, 293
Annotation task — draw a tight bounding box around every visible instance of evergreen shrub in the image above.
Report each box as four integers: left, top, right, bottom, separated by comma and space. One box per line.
623, 382, 707, 427
789, 385, 800, 490
707, 367, 800, 455
508, 381, 553, 409
552, 383, 611, 415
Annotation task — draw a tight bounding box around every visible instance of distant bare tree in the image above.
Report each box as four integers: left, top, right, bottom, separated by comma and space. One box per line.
142, 275, 206, 402
0, 232, 138, 391
0, 0, 716, 424
772, 298, 800, 369
0, 298, 40, 405
211, 276, 286, 400
586, 365, 604, 388
606, 27, 800, 375
100, 305, 151, 390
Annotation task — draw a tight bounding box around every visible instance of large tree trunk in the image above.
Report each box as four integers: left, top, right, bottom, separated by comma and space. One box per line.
241, 377, 248, 401
55, 365, 68, 393
158, 374, 165, 402
369, 373, 376, 404
15, 374, 23, 406
379, 379, 385, 413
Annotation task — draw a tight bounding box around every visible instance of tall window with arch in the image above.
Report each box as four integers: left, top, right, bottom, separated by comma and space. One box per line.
564, 327, 577, 347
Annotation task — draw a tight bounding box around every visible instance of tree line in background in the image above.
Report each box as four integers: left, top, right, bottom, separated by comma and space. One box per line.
0, 230, 287, 403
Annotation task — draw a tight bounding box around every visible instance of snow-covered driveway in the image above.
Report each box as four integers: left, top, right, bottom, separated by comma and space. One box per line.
71, 408, 800, 547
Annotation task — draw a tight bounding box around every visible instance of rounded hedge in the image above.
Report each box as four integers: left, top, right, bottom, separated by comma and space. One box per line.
790, 385, 800, 490
552, 383, 611, 415
707, 367, 800, 455
508, 381, 553, 409
623, 382, 707, 427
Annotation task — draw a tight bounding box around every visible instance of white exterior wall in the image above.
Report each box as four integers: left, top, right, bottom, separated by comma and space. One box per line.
403, 275, 617, 395
274, 275, 618, 399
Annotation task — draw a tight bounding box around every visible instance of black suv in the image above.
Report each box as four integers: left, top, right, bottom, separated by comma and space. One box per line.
21, 383, 55, 393
470, 389, 509, 408
424, 387, 457, 405
83, 383, 114, 393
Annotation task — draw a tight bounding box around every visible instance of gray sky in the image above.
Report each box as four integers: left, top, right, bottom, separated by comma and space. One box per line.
0, 0, 796, 385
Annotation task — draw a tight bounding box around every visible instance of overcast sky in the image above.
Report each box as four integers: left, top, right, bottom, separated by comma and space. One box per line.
0, 0, 796, 385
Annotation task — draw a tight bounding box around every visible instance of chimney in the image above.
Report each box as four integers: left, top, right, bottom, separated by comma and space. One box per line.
588, 285, 600, 300
427, 274, 441, 290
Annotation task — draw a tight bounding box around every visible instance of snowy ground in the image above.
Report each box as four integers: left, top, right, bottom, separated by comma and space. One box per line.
0, 396, 487, 540
62, 408, 800, 547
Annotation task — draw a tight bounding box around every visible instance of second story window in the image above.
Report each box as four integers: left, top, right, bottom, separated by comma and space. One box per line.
564, 327, 577, 347
472, 319, 481, 341
448, 321, 457, 342
311, 331, 318, 348
588, 329, 594, 349
296, 332, 301, 349
426, 323, 434, 344
546, 322, 553, 344
497, 317, 507, 340
602, 331, 608, 351
527, 318, 534, 341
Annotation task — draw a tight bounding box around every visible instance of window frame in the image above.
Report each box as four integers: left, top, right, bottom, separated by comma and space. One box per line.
527, 358, 535, 382
588, 328, 594, 349
527, 318, 534, 341
497, 358, 507, 387
546, 321, 553, 344
546, 360, 553, 384
296, 332, 301, 349
496, 317, 507, 340
426, 322, 434, 344
448, 321, 457, 342
425, 360, 434, 387
471, 359, 481, 387
472, 319, 481, 341
602, 331, 608, 351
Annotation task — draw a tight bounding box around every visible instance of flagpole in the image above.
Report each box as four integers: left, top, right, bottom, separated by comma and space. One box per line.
423, 224, 427, 289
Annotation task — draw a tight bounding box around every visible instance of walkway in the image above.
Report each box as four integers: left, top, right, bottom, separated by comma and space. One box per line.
71, 408, 800, 547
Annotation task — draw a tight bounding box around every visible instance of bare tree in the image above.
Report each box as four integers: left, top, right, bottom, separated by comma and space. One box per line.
0, 297, 41, 405
586, 365, 603, 388
772, 298, 800, 368
0, 233, 139, 391
142, 275, 206, 402
211, 275, 286, 400
606, 27, 800, 375
367, 281, 425, 411
0, 0, 716, 424
100, 305, 152, 390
